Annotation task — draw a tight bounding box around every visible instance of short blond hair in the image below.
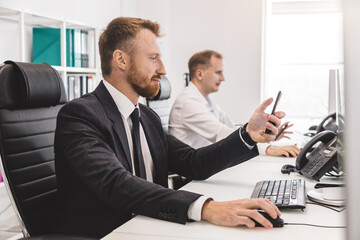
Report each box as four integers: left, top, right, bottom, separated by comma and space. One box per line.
188, 50, 222, 79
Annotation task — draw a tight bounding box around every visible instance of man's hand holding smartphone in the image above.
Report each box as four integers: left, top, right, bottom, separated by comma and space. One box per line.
246, 91, 285, 143
265, 91, 282, 134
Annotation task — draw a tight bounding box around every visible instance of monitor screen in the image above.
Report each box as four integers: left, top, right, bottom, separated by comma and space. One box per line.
329, 68, 345, 172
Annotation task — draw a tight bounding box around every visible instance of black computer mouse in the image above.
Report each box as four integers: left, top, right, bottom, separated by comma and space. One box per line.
252, 210, 284, 227
281, 164, 296, 174
281, 153, 294, 158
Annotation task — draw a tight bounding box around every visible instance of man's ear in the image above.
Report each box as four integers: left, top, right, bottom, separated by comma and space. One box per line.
195, 69, 203, 81
113, 49, 128, 71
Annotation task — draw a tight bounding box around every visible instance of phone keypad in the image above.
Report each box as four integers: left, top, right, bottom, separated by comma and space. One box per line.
303, 155, 325, 175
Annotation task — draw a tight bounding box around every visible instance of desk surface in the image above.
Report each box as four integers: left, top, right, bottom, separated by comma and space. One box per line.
103, 156, 346, 240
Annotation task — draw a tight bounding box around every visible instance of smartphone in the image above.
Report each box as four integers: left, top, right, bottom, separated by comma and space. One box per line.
275, 123, 288, 140
265, 91, 282, 134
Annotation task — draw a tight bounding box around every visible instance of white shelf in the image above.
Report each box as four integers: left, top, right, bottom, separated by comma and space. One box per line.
0, 7, 61, 27
0, 6, 102, 99
0, 6, 100, 72
0, 8, 18, 19
53, 66, 99, 74
0, 7, 96, 30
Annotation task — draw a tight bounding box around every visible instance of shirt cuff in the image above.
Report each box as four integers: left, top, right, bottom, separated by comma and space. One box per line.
257, 143, 269, 155
187, 196, 209, 221
238, 128, 255, 150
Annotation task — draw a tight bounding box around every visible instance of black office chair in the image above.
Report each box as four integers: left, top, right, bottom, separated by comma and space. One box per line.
146, 76, 190, 190
184, 73, 191, 87
0, 61, 97, 240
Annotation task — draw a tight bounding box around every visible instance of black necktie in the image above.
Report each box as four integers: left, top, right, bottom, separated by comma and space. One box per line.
130, 108, 147, 179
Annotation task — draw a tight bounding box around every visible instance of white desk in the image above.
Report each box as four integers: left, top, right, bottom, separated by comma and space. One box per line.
103, 156, 346, 240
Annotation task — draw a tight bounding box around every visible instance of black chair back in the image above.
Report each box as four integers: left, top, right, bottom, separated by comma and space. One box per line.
184, 73, 191, 87
0, 61, 67, 236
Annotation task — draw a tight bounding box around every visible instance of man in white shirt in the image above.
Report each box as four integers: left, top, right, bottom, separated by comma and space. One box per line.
169, 50, 300, 157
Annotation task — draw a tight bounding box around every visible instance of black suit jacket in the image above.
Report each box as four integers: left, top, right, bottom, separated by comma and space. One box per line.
54, 81, 258, 238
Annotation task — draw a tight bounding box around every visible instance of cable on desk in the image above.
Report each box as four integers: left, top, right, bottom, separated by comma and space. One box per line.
284, 223, 346, 228
306, 201, 346, 213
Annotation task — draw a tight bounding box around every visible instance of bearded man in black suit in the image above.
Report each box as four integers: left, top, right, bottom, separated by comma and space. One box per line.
54, 17, 283, 238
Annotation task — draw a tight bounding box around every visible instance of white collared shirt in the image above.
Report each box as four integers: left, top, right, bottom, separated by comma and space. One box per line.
103, 80, 205, 221
103, 80, 154, 181
169, 82, 268, 154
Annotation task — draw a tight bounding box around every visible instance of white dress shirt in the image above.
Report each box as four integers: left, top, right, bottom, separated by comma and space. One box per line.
103, 80, 206, 221
169, 82, 268, 155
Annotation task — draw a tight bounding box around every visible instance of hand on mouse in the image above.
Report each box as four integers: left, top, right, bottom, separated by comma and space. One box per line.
252, 210, 284, 227
201, 198, 281, 229
265, 145, 300, 157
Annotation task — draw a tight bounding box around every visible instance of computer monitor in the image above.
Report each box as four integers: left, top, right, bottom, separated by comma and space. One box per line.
328, 67, 345, 173
328, 68, 345, 118
334, 68, 345, 173
328, 68, 345, 173
328, 69, 337, 114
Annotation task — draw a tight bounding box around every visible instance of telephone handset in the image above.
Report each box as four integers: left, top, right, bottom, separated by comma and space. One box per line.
295, 130, 337, 181
316, 112, 337, 133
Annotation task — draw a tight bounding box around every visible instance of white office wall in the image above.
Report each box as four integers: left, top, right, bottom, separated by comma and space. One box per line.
343, 0, 360, 239
0, 0, 121, 63
1, 0, 263, 123
125, 0, 263, 123
120, 0, 171, 89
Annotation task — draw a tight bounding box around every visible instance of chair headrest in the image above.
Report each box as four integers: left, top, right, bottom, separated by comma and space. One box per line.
0, 61, 67, 109
184, 73, 191, 87
148, 75, 171, 101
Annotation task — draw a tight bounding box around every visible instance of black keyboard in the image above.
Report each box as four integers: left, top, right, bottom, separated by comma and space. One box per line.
250, 179, 306, 209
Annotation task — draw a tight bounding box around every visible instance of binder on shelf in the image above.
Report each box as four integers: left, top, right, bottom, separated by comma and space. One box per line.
67, 75, 75, 100
66, 29, 74, 67
88, 31, 95, 68
74, 29, 82, 67
81, 30, 89, 68
80, 75, 87, 96
33, 28, 79, 67
86, 75, 97, 92
67, 74, 96, 100
33, 28, 61, 66
73, 76, 81, 99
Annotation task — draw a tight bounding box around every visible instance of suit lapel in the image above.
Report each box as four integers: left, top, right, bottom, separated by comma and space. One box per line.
112, 118, 132, 172
94, 82, 132, 172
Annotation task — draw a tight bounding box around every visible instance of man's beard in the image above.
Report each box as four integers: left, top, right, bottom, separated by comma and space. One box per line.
127, 62, 160, 98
